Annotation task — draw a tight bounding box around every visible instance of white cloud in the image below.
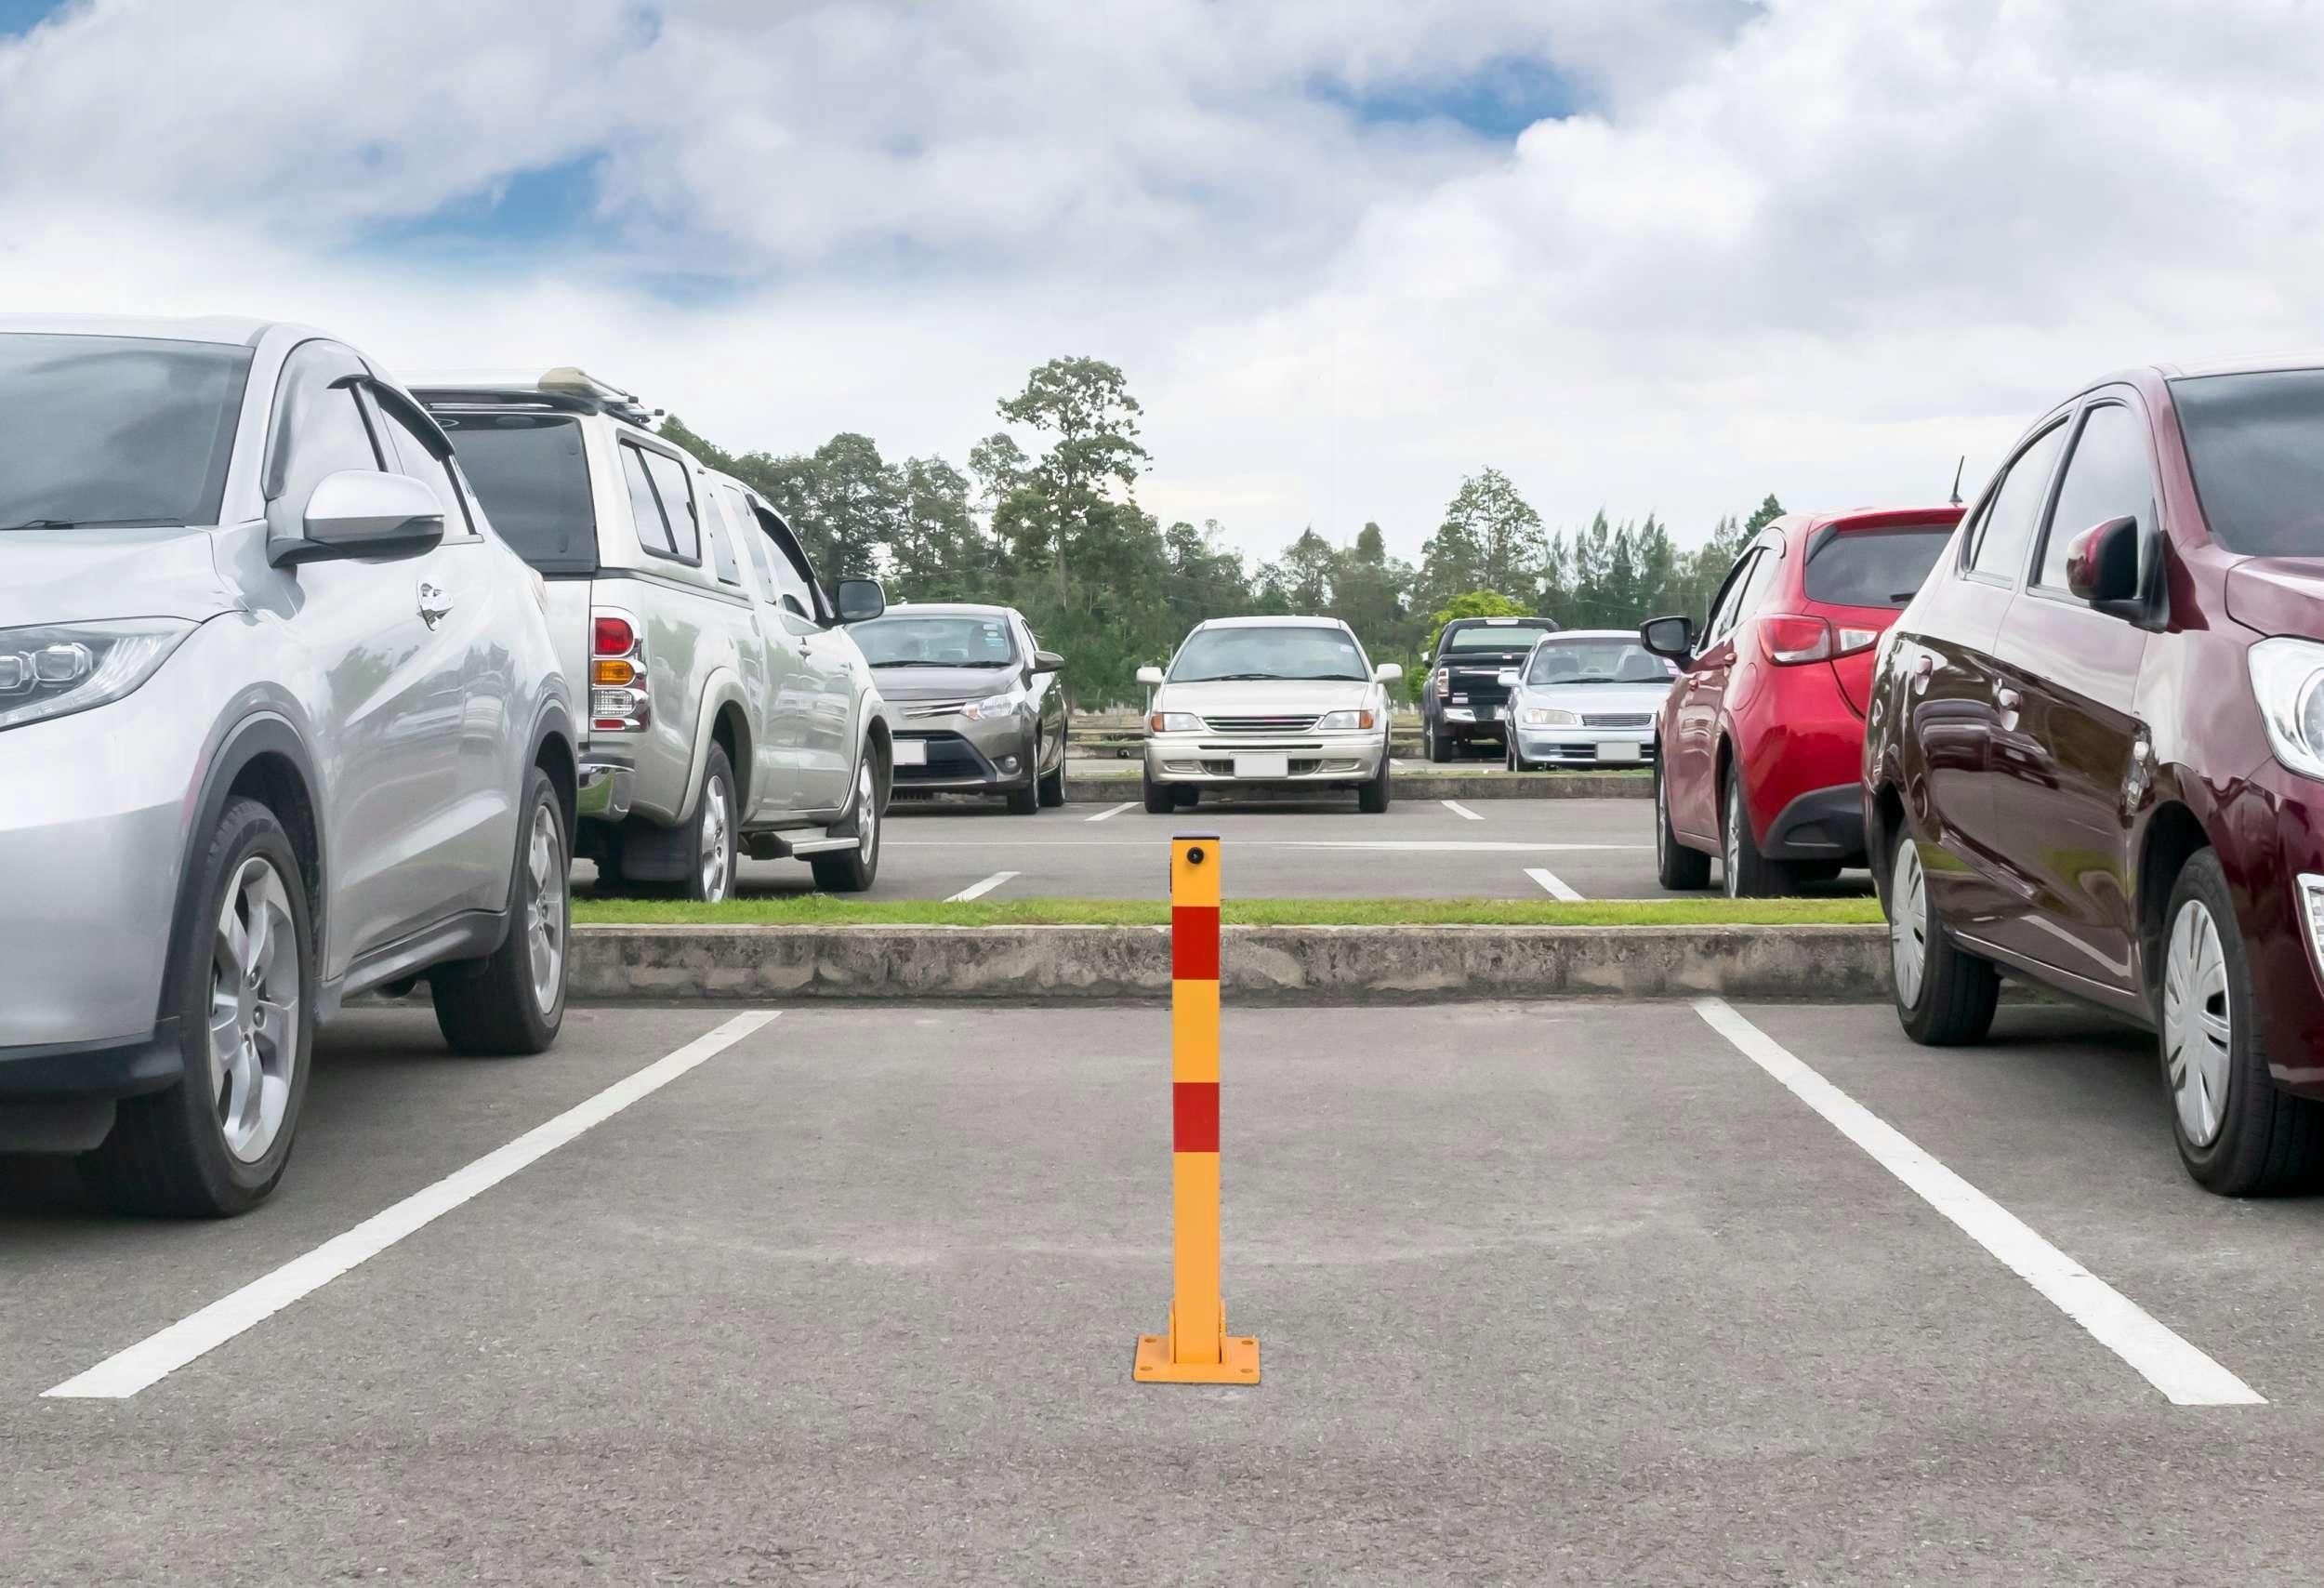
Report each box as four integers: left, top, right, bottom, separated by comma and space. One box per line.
3, 0, 2322, 573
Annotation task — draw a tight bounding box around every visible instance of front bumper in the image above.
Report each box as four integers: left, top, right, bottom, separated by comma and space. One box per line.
1512, 724, 1657, 767
891, 714, 1038, 794
1143, 730, 1385, 786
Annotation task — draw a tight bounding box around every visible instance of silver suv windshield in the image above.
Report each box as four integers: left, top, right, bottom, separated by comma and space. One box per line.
0, 333, 252, 532
852, 614, 1019, 668
1171, 626, 1368, 682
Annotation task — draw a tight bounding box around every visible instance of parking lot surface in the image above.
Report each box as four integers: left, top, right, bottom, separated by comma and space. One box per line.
10, 998, 2324, 1582
704, 796, 1877, 903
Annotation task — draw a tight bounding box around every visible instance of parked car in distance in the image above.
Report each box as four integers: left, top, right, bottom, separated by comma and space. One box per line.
1497, 629, 1678, 770
851, 602, 1067, 813
1864, 356, 2324, 1195
1137, 617, 1402, 813
1420, 615, 1560, 760
1641, 505, 1962, 896
0, 317, 577, 1216
416, 370, 896, 900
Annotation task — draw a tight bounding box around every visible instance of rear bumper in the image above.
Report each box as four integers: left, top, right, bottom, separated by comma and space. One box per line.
575, 759, 636, 821
1761, 782, 1867, 864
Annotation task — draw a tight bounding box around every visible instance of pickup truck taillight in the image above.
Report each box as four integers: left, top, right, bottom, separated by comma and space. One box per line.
591, 608, 648, 732
1433, 665, 1450, 699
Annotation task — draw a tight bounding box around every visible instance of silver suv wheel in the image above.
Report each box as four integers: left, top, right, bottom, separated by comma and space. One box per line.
699, 770, 733, 904
855, 760, 878, 860
526, 800, 565, 1014
211, 855, 300, 1165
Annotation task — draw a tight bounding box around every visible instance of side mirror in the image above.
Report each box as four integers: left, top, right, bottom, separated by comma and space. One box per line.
832, 577, 886, 623
1032, 649, 1064, 674
1136, 666, 1166, 686
1639, 615, 1695, 660
1497, 668, 1521, 688
272, 470, 444, 565
2066, 515, 2142, 610
1374, 663, 1404, 685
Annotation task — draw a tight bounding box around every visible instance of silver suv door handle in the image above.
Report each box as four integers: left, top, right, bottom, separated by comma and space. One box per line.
417, 581, 453, 629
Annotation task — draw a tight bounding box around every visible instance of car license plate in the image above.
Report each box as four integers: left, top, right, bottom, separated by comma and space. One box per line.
1234, 754, 1289, 779
892, 739, 929, 767
1596, 740, 1641, 763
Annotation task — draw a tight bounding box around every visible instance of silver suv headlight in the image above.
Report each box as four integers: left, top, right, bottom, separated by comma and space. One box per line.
2248, 636, 2324, 781
0, 617, 196, 732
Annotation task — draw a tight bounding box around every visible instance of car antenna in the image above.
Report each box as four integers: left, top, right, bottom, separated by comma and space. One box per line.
1948, 455, 1965, 507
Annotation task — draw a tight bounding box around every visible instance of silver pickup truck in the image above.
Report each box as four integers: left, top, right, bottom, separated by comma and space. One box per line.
415, 370, 896, 899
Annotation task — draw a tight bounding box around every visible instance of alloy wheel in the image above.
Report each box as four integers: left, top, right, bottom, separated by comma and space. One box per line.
1655, 772, 1669, 872
526, 801, 565, 1013
1723, 781, 1743, 897
208, 855, 299, 1165
2162, 898, 2233, 1148
1890, 835, 1928, 1011
700, 772, 733, 903
856, 761, 878, 860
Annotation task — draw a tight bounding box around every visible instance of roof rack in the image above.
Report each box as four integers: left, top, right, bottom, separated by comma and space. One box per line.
409, 366, 660, 429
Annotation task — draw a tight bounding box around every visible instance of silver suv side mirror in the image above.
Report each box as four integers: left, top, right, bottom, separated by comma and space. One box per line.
273, 470, 445, 566
832, 577, 886, 623
1375, 663, 1404, 685
1497, 668, 1521, 688
1136, 666, 1165, 686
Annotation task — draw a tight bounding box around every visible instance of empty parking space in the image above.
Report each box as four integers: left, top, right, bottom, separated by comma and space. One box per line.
11, 996, 2324, 1581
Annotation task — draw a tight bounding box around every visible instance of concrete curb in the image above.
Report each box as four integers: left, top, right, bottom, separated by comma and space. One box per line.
573, 923, 1889, 1004
1057, 771, 1650, 802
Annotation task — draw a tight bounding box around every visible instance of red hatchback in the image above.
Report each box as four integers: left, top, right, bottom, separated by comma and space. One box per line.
1640, 507, 1963, 895
1867, 358, 2324, 1195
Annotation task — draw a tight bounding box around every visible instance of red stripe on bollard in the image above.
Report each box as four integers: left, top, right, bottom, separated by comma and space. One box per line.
1172, 906, 1221, 981
1173, 1080, 1220, 1153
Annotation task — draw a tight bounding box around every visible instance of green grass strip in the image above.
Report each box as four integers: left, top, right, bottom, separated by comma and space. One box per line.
574, 895, 1883, 928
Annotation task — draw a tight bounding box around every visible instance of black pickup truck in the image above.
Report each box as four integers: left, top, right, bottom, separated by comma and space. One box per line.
1419, 615, 1560, 761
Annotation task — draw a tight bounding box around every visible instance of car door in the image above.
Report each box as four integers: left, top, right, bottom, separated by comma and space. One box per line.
695, 483, 770, 804
1672, 542, 1779, 841
1979, 396, 2155, 994
718, 483, 812, 819
259, 341, 463, 973
365, 383, 520, 918
1906, 415, 2071, 931
756, 508, 855, 812
1020, 613, 1064, 773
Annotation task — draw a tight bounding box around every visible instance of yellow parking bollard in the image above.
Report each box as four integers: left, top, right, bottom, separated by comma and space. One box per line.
1134, 832, 1261, 1384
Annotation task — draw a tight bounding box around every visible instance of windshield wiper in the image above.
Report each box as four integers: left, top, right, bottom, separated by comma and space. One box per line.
0, 516, 184, 532
1182, 671, 1281, 682
869, 659, 965, 668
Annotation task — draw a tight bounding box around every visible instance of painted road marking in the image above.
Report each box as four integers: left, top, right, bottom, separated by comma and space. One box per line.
1442, 800, 1484, 821
1525, 867, 1585, 901
1693, 998, 2263, 1407
45, 1012, 779, 1401
946, 870, 1021, 902
1085, 801, 1136, 822
1288, 840, 1644, 853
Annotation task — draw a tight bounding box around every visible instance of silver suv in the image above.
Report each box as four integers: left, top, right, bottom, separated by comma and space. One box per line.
416, 372, 896, 899
0, 317, 577, 1216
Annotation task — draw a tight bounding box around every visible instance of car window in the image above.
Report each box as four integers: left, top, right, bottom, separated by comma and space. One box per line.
701, 492, 743, 588
1727, 544, 1785, 631
1804, 526, 1953, 609
266, 342, 381, 516
1170, 626, 1369, 682
717, 485, 778, 600
368, 391, 474, 538
1968, 421, 2067, 582
2035, 403, 2154, 592
2172, 368, 2324, 554
754, 505, 821, 620
1703, 550, 1758, 641
640, 449, 700, 562
435, 412, 595, 574
618, 443, 679, 557
1441, 620, 1556, 654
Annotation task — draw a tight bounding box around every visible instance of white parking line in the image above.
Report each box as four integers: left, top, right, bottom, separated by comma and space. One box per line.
1525, 867, 1585, 901
1441, 800, 1484, 821
1084, 801, 1136, 823
1693, 998, 2263, 1407
946, 870, 1021, 902
1290, 840, 1644, 853
44, 1012, 779, 1401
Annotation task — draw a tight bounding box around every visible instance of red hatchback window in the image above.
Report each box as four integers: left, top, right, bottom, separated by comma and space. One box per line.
1803, 526, 1952, 610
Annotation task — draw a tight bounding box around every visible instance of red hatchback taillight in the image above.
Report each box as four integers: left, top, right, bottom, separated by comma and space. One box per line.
1759, 614, 1880, 665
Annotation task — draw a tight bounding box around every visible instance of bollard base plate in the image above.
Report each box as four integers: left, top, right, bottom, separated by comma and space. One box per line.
1133, 1330, 1261, 1384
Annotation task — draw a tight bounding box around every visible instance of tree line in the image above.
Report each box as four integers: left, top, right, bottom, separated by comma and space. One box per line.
660, 358, 1783, 707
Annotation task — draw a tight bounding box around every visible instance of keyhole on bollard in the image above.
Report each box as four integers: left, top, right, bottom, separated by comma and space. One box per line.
1187, 846, 1207, 865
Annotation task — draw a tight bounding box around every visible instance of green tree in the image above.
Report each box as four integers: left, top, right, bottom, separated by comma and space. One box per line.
890, 456, 989, 602
1419, 469, 1546, 614
992, 356, 1150, 612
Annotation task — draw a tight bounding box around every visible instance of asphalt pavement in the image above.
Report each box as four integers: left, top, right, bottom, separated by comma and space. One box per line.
712, 796, 1877, 903
10, 998, 2324, 1582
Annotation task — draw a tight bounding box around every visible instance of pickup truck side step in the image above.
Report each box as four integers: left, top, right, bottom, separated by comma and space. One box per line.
743, 829, 857, 860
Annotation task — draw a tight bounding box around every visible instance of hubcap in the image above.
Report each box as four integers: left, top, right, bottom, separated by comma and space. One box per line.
2163, 899, 2233, 1147
1723, 782, 1742, 897
700, 773, 732, 902
527, 801, 565, 1014
857, 761, 878, 859
208, 856, 299, 1165
1890, 834, 1928, 1011
1655, 774, 1668, 868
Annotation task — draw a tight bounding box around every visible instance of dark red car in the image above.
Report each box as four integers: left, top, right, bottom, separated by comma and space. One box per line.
1639, 506, 1963, 896
1865, 357, 2324, 1195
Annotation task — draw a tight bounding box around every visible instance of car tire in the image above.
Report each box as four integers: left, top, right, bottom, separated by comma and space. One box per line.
1037, 724, 1067, 808
1358, 753, 1392, 814
432, 766, 570, 1057
1886, 828, 1999, 1047
83, 798, 315, 1218
685, 747, 739, 903
1142, 767, 1174, 814
812, 753, 884, 893
1427, 727, 1449, 763
1721, 770, 1793, 898
1653, 762, 1712, 890
1173, 786, 1199, 809
2160, 850, 2324, 1195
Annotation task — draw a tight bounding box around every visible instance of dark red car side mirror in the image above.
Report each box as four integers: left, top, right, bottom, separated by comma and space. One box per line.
2066, 515, 2141, 605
